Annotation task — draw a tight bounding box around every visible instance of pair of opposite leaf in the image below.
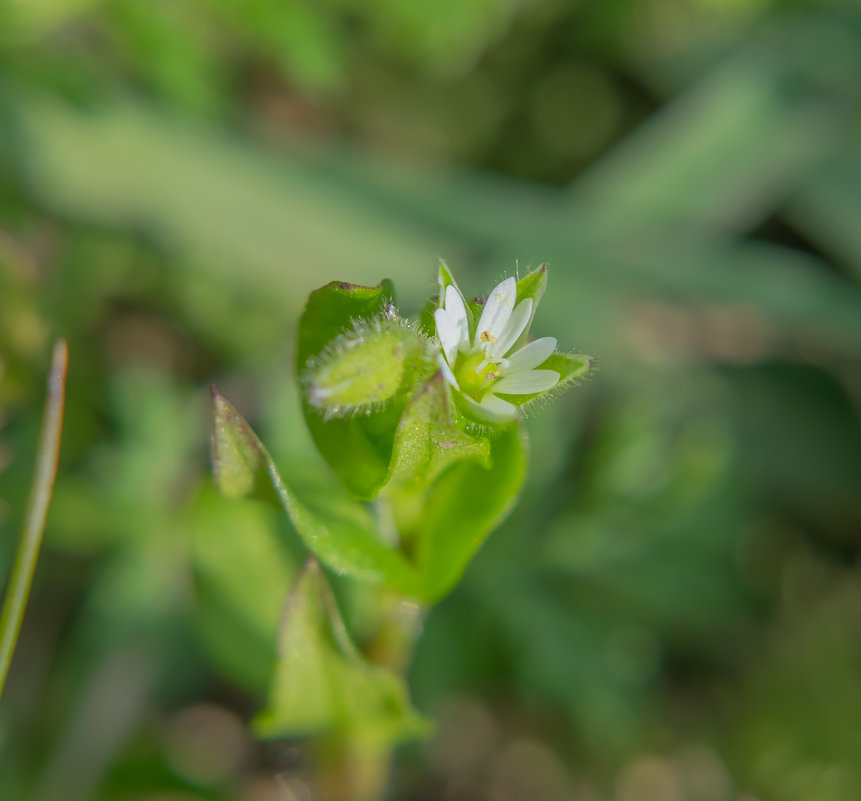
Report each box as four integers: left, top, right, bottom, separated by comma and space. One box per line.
305, 262, 593, 429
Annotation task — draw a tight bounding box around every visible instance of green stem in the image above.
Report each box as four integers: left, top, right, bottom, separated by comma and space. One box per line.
0, 339, 68, 700
345, 591, 424, 801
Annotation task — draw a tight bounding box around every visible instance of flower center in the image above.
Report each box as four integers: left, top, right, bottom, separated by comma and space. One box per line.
454, 351, 499, 400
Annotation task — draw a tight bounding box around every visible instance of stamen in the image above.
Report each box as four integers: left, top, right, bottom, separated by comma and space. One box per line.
480, 330, 496, 344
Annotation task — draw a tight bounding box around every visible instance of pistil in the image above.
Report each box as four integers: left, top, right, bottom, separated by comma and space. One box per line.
454, 351, 499, 400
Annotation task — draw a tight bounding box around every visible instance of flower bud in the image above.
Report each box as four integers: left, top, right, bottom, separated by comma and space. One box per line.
303, 317, 429, 419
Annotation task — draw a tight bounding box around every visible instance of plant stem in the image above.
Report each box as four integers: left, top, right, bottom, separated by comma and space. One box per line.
0, 339, 68, 700
348, 592, 424, 801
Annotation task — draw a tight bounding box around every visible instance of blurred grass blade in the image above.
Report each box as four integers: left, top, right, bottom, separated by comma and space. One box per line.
787, 142, 861, 283
3, 93, 439, 309
0, 339, 68, 699
564, 16, 861, 233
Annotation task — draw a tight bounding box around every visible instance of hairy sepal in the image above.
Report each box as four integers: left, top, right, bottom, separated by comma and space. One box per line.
496, 352, 595, 410
302, 315, 431, 420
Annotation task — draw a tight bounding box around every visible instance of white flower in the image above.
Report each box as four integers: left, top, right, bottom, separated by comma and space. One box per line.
434, 274, 559, 423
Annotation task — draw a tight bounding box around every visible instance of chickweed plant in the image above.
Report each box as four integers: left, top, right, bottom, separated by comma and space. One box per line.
210, 262, 593, 799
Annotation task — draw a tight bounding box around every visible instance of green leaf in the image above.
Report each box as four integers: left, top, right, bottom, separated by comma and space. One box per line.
211, 387, 280, 503
210, 387, 421, 594
297, 280, 411, 500
415, 423, 528, 600
189, 486, 295, 692
254, 559, 429, 745
498, 352, 594, 408
297, 280, 396, 364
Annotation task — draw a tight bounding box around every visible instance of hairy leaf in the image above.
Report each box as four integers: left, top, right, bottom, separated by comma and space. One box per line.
297, 280, 423, 500
211, 387, 421, 593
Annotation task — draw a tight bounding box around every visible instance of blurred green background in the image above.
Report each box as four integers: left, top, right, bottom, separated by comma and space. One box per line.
2, 0, 861, 799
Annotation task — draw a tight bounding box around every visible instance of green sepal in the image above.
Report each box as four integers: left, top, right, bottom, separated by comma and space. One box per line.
418, 295, 438, 338
254, 558, 430, 745
438, 259, 475, 323
510, 264, 547, 350
427, 259, 476, 341
496, 352, 594, 408
210, 387, 421, 593
512, 263, 548, 305
465, 265, 548, 347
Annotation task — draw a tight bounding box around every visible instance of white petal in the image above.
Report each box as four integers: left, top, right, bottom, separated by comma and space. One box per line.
502, 337, 556, 374
480, 394, 517, 418
438, 356, 460, 389
444, 285, 470, 352
434, 308, 459, 365
490, 298, 532, 358
457, 391, 518, 423
474, 276, 516, 350
492, 369, 560, 395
